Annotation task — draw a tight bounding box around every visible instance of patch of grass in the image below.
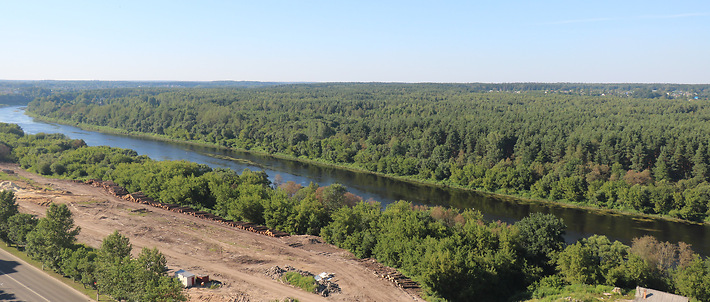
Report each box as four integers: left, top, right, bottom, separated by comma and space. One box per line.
0, 243, 113, 301
206, 243, 222, 253
282, 271, 317, 293
0, 171, 22, 182
270, 298, 299, 302
209, 282, 222, 289
526, 283, 634, 302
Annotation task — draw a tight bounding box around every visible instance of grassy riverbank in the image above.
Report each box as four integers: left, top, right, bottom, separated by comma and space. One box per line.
25, 112, 708, 227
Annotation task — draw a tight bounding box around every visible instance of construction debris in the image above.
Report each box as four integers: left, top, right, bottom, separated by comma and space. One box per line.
266, 265, 341, 297
0, 181, 21, 192
314, 272, 333, 282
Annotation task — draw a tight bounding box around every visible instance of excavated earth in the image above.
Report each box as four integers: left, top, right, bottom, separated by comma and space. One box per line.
0, 163, 423, 302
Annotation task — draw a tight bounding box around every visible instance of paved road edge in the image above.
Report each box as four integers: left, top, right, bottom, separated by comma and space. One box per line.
0, 246, 95, 301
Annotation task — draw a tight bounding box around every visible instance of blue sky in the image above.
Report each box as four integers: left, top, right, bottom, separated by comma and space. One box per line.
1, 1, 708, 83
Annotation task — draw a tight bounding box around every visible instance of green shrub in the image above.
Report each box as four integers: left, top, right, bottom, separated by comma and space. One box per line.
282, 272, 316, 293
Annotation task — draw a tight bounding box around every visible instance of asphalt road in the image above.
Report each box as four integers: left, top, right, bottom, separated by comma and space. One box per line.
0, 248, 92, 302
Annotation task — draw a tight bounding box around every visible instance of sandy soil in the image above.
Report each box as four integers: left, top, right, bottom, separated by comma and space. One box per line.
0, 163, 424, 302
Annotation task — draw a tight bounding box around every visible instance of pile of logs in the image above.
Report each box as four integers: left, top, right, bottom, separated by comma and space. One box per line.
357, 258, 422, 293
86, 179, 129, 196
79, 179, 289, 238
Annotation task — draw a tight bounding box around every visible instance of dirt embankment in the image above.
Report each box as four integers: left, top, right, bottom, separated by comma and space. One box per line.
0, 163, 424, 302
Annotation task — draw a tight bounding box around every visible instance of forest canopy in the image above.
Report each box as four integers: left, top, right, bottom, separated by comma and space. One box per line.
1, 123, 710, 301
25, 83, 710, 223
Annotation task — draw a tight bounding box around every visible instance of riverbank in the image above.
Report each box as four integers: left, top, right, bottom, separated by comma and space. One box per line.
25, 111, 708, 228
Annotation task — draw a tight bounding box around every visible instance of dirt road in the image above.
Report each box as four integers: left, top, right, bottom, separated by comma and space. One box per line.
0, 163, 423, 302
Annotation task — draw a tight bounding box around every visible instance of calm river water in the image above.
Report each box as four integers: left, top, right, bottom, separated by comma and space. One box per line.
1, 106, 708, 256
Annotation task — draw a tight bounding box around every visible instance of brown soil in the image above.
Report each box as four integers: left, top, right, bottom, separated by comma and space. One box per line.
0, 163, 424, 302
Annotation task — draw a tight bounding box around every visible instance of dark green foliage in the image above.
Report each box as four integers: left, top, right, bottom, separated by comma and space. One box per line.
0, 123, 24, 138
674, 256, 710, 302
1, 122, 709, 300
551, 234, 710, 300
318, 183, 347, 212
324, 200, 525, 301
0, 190, 19, 242
0, 196, 184, 300
515, 212, 566, 270
6, 213, 37, 247
321, 201, 381, 258
60, 246, 97, 288
26, 203, 80, 270
97, 231, 133, 262
556, 235, 636, 286
94, 231, 135, 299
680, 184, 710, 222
96, 232, 186, 301
22, 84, 710, 222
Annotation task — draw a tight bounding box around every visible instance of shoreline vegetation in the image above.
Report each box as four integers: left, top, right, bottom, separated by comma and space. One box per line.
25, 111, 708, 227
1, 122, 709, 301
22, 84, 710, 227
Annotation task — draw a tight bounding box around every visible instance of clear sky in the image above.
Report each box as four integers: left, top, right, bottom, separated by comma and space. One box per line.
1, 0, 708, 83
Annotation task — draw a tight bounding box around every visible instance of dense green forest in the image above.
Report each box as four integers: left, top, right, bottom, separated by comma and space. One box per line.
25, 83, 710, 223
1, 123, 709, 301
0, 80, 282, 106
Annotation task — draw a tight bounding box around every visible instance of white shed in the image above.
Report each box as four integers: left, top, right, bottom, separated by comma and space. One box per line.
175, 269, 196, 288
635, 286, 689, 302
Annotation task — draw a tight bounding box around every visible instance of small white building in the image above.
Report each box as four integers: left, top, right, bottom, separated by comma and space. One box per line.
175, 269, 196, 288
635, 286, 688, 302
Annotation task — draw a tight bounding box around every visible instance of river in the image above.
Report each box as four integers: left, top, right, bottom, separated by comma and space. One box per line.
1, 106, 708, 256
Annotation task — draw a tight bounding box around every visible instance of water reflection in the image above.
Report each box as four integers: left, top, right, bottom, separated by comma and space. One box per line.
2, 106, 708, 256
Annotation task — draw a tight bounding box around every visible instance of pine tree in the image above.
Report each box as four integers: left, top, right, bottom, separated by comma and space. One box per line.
692, 143, 709, 182
0, 190, 19, 242
653, 147, 671, 182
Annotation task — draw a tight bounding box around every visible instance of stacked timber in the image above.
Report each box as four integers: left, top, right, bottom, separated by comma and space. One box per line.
105, 184, 129, 196
357, 258, 422, 293
79, 179, 290, 238
125, 191, 155, 205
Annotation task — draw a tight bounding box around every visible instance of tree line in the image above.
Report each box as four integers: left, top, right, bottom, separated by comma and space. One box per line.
3, 80, 710, 98
1, 123, 709, 301
0, 190, 185, 301
25, 84, 710, 222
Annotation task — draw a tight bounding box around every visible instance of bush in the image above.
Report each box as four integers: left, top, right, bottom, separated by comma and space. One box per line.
282, 272, 316, 293
36, 161, 51, 175
50, 162, 66, 175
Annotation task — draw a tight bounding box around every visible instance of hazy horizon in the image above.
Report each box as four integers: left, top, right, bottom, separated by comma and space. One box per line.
3, 79, 708, 85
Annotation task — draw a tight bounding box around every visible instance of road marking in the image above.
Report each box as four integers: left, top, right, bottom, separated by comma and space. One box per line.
0, 268, 51, 302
